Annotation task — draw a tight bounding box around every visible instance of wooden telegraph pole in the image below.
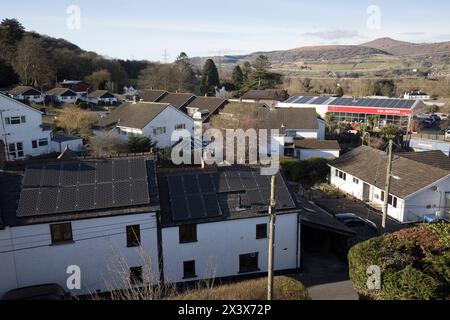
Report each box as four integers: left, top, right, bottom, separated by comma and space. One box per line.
267, 175, 277, 300
382, 139, 393, 233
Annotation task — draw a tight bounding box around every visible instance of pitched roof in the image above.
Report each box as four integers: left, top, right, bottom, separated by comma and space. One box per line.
329, 146, 450, 199
9, 86, 42, 96
97, 101, 171, 129
138, 89, 168, 102
397, 150, 450, 171
242, 89, 287, 101
294, 139, 340, 150
158, 93, 196, 109
256, 107, 319, 132
157, 166, 298, 227
52, 133, 82, 143
88, 90, 115, 99
47, 88, 77, 97
185, 97, 228, 119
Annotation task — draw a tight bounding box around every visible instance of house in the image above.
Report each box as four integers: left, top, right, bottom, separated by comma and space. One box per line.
138, 89, 168, 103
279, 96, 426, 129
255, 107, 328, 157
59, 80, 91, 98
404, 90, 430, 100
409, 137, 450, 156
0, 157, 160, 296
157, 167, 301, 283
329, 146, 450, 223
0, 93, 52, 161
50, 133, 84, 153
294, 139, 340, 160
8, 86, 45, 104
96, 101, 194, 149
88, 90, 118, 105
157, 93, 196, 111
184, 97, 228, 127
46, 88, 79, 104
242, 90, 289, 105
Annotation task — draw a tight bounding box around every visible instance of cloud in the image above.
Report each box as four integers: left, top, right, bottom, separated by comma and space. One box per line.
301, 29, 361, 40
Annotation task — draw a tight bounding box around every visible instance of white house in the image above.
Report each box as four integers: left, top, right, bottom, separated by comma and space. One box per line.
8, 86, 45, 104
0, 157, 160, 297
404, 91, 430, 100
97, 101, 194, 149
50, 133, 84, 153
329, 146, 450, 223
46, 88, 79, 104
0, 93, 52, 161
294, 139, 340, 160
158, 167, 301, 283
88, 90, 118, 105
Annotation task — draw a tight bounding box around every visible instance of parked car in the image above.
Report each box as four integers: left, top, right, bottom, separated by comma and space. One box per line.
2, 284, 71, 300
445, 129, 450, 140
436, 113, 448, 120
421, 119, 434, 128
429, 114, 441, 123
335, 213, 378, 235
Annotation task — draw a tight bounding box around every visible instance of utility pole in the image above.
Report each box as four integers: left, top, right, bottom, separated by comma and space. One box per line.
267, 175, 277, 300
382, 139, 393, 233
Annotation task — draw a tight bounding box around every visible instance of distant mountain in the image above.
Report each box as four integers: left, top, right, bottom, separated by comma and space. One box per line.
361, 37, 450, 58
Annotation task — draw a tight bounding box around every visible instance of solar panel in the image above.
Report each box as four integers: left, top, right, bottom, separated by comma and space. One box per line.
17, 189, 40, 217
240, 171, 257, 189
188, 195, 205, 218
172, 196, 188, 221
41, 164, 61, 187
96, 183, 113, 209
114, 181, 132, 207
96, 161, 113, 183
130, 158, 147, 179
225, 171, 244, 191
22, 165, 43, 187
78, 163, 96, 185
37, 188, 58, 215
198, 173, 214, 192
284, 96, 299, 103
203, 194, 221, 217
61, 162, 79, 186
57, 186, 77, 213
77, 185, 96, 211
131, 180, 150, 205
183, 175, 200, 195
113, 159, 129, 181
168, 175, 184, 195
216, 173, 230, 192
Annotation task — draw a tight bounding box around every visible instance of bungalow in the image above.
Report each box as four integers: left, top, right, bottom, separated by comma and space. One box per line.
50, 133, 84, 153
96, 101, 194, 149
88, 90, 118, 105
59, 80, 91, 99
138, 89, 168, 103
184, 97, 228, 128
294, 139, 340, 160
329, 146, 450, 223
8, 86, 45, 104
46, 88, 79, 104
0, 157, 160, 296
157, 93, 196, 111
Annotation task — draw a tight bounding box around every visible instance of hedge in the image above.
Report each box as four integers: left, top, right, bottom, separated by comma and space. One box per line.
348, 223, 450, 300
280, 157, 329, 185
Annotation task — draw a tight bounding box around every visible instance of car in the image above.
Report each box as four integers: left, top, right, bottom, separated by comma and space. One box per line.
335, 213, 378, 234
2, 284, 71, 300
429, 114, 441, 122
445, 129, 450, 140
421, 119, 434, 128
436, 113, 448, 120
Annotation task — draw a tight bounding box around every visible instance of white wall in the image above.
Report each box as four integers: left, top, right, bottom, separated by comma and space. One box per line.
0, 94, 51, 160
51, 138, 84, 153
0, 212, 159, 297
161, 213, 300, 284
277, 103, 329, 118
296, 149, 339, 160
54, 95, 78, 104
12, 94, 45, 104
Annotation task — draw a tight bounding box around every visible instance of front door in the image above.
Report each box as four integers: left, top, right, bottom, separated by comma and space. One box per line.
8, 142, 24, 160
363, 183, 370, 202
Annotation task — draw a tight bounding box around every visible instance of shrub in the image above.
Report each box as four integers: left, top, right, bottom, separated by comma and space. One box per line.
348, 224, 450, 300
280, 157, 329, 185
128, 134, 154, 153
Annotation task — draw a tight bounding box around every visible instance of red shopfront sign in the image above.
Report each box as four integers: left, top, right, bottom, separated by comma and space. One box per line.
328, 106, 412, 116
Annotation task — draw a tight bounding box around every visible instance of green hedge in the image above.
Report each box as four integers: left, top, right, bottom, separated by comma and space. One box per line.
280, 157, 329, 184
348, 223, 450, 300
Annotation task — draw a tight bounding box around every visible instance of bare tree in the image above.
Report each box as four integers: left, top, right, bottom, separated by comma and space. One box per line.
88, 131, 128, 157
54, 106, 97, 139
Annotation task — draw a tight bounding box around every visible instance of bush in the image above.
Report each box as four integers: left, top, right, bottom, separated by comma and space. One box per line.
348, 223, 450, 300
128, 134, 154, 153
280, 157, 329, 185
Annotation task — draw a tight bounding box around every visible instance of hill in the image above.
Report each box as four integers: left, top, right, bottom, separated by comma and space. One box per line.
362, 37, 450, 58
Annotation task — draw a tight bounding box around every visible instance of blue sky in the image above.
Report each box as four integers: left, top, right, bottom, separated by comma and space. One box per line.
2, 0, 450, 61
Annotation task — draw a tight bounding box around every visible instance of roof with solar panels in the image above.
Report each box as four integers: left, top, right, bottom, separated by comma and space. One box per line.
0, 156, 159, 226
157, 166, 299, 227
283, 95, 424, 110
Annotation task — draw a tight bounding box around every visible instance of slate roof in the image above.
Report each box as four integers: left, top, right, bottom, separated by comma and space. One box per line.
329, 146, 450, 199
294, 139, 340, 150
184, 97, 228, 120
52, 133, 82, 143
397, 150, 450, 171
242, 89, 288, 101
97, 101, 171, 129
0, 157, 159, 227
138, 89, 168, 102
88, 90, 115, 99
256, 107, 320, 132
47, 88, 77, 97
9, 86, 42, 96
158, 166, 298, 227
158, 93, 196, 109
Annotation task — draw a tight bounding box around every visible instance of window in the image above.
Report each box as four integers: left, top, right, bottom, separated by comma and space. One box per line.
239, 253, 259, 273
336, 169, 346, 181
126, 225, 141, 247
5, 116, 25, 125
129, 266, 143, 285
179, 224, 197, 243
353, 178, 359, 184
183, 260, 197, 279
381, 191, 385, 202
38, 138, 49, 147
153, 127, 166, 135
175, 124, 186, 130
32, 140, 38, 149
50, 223, 73, 244
8, 142, 24, 159
256, 224, 267, 239
388, 195, 398, 208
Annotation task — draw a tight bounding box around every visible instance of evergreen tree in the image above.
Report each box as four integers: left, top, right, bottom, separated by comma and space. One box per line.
175, 52, 196, 92
200, 59, 220, 95
231, 65, 244, 90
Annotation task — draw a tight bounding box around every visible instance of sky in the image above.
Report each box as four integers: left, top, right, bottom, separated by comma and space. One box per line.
2, 0, 450, 62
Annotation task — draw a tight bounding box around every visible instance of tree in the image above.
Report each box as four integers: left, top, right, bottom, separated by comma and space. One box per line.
252, 55, 271, 89
138, 63, 178, 92
241, 61, 252, 82
336, 86, 344, 97
54, 106, 97, 139
175, 52, 196, 92
231, 65, 244, 90
86, 69, 112, 90
373, 79, 396, 97
300, 78, 313, 93
0, 58, 19, 87
0, 18, 25, 62
88, 131, 128, 157
381, 123, 404, 140
13, 35, 55, 87
128, 134, 154, 153
200, 59, 220, 96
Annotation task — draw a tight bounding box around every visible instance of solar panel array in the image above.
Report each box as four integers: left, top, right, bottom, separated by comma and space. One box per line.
17, 158, 151, 217
165, 169, 296, 222
284, 96, 416, 109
